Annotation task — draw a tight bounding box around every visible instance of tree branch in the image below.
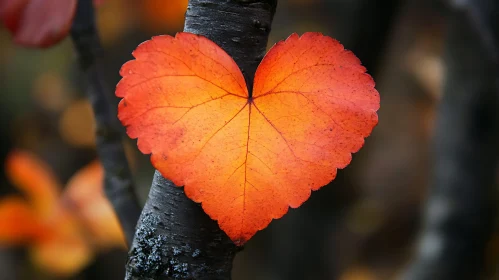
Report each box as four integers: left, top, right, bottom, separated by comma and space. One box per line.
70, 0, 141, 246
448, 0, 499, 66
401, 1, 499, 279
124, 0, 277, 279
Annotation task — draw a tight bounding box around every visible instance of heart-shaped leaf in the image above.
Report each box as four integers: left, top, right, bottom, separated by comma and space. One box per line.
116, 32, 379, 245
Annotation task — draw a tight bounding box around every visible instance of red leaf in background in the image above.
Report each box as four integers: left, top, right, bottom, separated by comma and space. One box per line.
0, 0, 105, 48
0, 0, 28, 33
0, 0, 76, 47
116, 32, 379, 244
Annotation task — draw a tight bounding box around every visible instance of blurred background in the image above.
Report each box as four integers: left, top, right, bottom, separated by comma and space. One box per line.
0, 0, 498, 279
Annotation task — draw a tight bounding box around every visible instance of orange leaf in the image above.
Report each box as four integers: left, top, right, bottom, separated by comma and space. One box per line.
0, 197, 41, 244
0, 0, 77, 48
5, 150, 60, 216
116, 32, 379, 244
31, 209, 93, 276
339, 266, 378, 280
63, 161, 126, 248
139, 0, 188, 32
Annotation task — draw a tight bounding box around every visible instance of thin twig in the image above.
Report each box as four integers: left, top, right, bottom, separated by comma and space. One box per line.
401, 1, 499, 279
447, 0, 499, 65
70, 0, 141, 247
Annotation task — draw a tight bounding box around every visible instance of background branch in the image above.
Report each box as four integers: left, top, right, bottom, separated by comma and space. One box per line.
70, 0, 141, 246
401, 0, 499, 279
449, 0, 499, 65
124, 0, 277, 279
